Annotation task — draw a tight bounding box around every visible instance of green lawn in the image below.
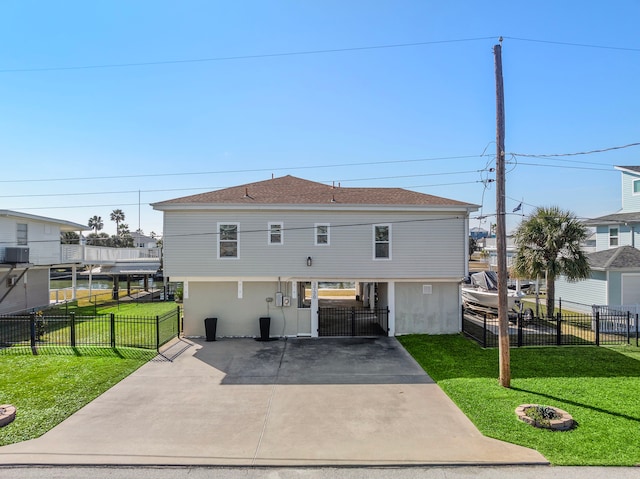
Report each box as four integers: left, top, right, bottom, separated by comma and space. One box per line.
47, 300, 179, 317
0, 347, 155, 446
398, 334, 640, 466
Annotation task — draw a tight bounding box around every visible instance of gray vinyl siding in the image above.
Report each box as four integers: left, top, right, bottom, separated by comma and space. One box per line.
0, 217, 63, 265
395, 282, 460, 334
595, 224, 634, 250
163, 209, 467, 280
0, 267, 49, 314
184, 281, 301, 338
555, 272, 607, 312
621, 171, 640, 212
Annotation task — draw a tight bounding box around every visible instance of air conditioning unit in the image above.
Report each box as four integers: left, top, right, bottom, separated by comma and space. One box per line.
5, 247, 29, 263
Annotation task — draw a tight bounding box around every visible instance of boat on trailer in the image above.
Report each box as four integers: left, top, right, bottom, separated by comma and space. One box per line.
462, 271, 522, 312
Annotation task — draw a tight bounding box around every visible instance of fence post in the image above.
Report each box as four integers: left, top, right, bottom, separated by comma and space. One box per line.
517, 312, 523, 347
177, 306, 181, 336
556, 312, 562, 346
483, 313, 487, 348
627, 311, 631, 345
636, 313, 639, 348
29, 312, 36, 354
351, 307, 356, 337
156, 315, 161, 352
70, 312, 76, 347
595, 311, 600, 347
110, 313, 116, 348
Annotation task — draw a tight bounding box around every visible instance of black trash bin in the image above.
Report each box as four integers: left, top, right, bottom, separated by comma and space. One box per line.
204, 317, 217, 341
259, 316, 271, 341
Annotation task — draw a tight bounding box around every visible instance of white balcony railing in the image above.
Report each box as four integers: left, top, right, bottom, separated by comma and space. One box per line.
60, 245, 161, 264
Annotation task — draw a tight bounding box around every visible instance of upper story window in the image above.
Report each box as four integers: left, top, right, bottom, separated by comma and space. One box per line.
633, 179, 640, 195
268, 222, 283, 245
374, 224, 391, 259
315, 224, 330, 246
609, 227, 619, 247
218, 223, 239, 258
17, 223, 28, 246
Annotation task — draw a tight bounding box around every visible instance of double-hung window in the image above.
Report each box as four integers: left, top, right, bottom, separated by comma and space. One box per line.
315, 224, 330, 246
218, 223, 239, 258
268, 222, 283, 245
609, 227, 619, 247
374, 224, 391, 259
17, 223, 28, 246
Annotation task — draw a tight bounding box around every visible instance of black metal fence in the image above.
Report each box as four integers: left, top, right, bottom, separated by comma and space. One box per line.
0, 307, 181, 354
462, 307, 639, 348
318, 307, 389, 337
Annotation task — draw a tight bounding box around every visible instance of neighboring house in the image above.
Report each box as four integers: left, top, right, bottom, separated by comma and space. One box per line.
483, 236, 517, 270
152, 175, 479, 338
585, 166, 640, 251
131, 232, 158, 249
470, 227, 489, 240
555, 246, 640, 314
556, 165, 640, 311
0, 210, 87, 314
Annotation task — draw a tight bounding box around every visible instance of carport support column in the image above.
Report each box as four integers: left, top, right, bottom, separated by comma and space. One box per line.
311, 281, 319, 338
388, 281, 395, 336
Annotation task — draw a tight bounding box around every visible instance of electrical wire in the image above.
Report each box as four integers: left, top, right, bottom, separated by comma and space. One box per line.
504, 36, 640, 53
0, 37, 497, 74
0, 154, 488, 184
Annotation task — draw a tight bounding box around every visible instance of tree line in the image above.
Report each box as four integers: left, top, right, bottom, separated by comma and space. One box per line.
60, 209, 160, 248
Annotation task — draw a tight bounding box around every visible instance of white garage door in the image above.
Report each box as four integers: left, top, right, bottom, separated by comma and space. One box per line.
621, 274, 640, 304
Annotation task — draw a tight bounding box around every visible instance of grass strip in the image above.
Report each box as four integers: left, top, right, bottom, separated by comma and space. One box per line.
0, 347, 155, 446
398, 334, 640, 466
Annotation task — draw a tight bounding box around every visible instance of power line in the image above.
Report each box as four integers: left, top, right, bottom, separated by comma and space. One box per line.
0, 154, 487, 184
509, 142, 640, 158
504, 36, 640, 53
6, 214, 468, 244
0, 169, 486, 199
0, 37, 497, 74
508, 162, 613, 172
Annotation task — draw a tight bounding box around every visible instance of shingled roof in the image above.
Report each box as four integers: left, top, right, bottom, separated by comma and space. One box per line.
153, 175, 477, 208
587, 246, 640, 270
583, 211, 640, 226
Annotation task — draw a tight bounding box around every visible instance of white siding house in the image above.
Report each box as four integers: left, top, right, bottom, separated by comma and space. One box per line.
557, 165, 640, 311
0, 210, 87, 314
152, 176, 479, 338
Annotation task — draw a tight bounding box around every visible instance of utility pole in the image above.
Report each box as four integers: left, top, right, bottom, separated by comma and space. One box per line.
494, 38, 511, 388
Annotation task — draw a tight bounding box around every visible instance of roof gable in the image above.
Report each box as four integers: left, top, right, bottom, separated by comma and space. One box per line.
615, 165, 640, 176
152, 175, 477, 209
587, 245, 640, 270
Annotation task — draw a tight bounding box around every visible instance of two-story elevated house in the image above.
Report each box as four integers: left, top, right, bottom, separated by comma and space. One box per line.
556, 166, 640, 312
0, 210, 87, 314
152, 175, 479, 338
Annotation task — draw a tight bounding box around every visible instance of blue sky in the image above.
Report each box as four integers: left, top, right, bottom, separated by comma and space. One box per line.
1, 1, 639, 236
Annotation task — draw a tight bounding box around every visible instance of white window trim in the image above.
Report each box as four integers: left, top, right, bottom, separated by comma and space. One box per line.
633, 179, 640, 196
17, 223, 28, 246
268, 221, 284, 245
373, 224, 392, 260
609, 226, 619, 247
217, 222, 240, 259
315, 223, 330, 246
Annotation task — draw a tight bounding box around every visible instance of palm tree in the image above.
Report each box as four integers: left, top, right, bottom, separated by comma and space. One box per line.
88, 215, 104, 234
110, 209, 125, 237
512, 206, 591, 318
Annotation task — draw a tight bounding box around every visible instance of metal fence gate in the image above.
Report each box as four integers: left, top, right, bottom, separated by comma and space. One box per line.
318, 307, 389, 337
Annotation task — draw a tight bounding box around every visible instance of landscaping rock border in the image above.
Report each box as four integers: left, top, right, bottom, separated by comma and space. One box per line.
515, 403, 575, 431
0, 404, 16, 427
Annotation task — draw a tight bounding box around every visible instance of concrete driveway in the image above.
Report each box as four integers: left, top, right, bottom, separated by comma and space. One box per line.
0, 337, 547, 466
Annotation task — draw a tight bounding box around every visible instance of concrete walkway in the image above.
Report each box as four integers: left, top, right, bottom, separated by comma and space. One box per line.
0, 337, 547, 466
